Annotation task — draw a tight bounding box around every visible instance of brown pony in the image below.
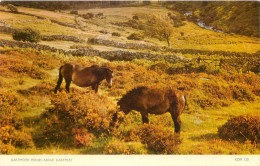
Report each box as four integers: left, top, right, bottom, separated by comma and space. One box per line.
54, 63, 113, 93
111, 86, 186, 133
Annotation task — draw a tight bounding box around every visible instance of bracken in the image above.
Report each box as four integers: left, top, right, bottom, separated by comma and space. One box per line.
218, 114, 260, 143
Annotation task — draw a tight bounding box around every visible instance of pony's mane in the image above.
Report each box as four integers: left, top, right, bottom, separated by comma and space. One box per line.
118, 86, 148, 104
90, 64, 99, 68
91, 65, 113, 75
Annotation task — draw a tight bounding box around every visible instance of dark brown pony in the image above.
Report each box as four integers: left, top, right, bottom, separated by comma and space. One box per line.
54, 63, 113, 93
111, 86, 186, 133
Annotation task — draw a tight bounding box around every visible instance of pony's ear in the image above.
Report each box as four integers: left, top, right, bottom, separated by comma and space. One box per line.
106, 68, 112, 72
105, 68, 113, 75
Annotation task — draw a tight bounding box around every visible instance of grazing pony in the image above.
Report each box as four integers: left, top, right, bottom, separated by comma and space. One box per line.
54, 63, 113, 93
111, 86, 186, 133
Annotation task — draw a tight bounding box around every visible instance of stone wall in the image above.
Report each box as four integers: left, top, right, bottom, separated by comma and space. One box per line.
0, 39, 188, 63
42, 35, 82, 42
67, 48, 187, 63
50, 19, 77, 29
0, 39, 67, 54
91, 38, 161, 51
0, 26, 16, 33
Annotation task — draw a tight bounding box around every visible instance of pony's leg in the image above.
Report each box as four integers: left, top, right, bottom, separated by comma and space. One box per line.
95, 84, 99, 93
141, 112, 149, 124
91, 84, 97, 93
54, 80, 62, 93
171, 113, 181, 133
65, 79, 72, 93
54, 66, 63, 93
91, 84, 99, 93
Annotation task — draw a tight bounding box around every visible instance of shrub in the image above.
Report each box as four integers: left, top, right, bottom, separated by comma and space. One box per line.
199, 82, 233, 107
114, 19, 143, 29
127, 33, 143, 40
82, 13, 94, 19
220, 72, 260, 96
28, 82, 54, 95
132, 15, 139, 20
13, 28, 41, 43
0, 126, 15, 154
0, 79, 8, 88
8, 63, 47, 79
150, 60, 169, 73
0, 91, 24, 127
127, 19, 143, 29
103, 139, 147, 154
7, 4, 18, 13
0, 126, 33, 153
96, 13, 103, 17
70, 10, 78, 15
112, 32, 121, 37
218, 114, 260, 143
0, 91, 33, 153
0, 140, 15, 154
128, 124, 181, 154
13, 131, 35, 149
87, 37, 95, 44
166, 62, 218, 75
229, 84, 256, 101
33, 59, 57, 70
72, 128, 95, 148
35, 92, 116, 147
99, 30, 109, 34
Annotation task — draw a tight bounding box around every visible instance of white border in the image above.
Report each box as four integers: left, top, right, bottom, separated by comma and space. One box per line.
0, 155, 260, 166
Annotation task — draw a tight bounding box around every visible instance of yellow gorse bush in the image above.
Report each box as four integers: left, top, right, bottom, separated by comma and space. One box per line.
36, 91, 116, 146
0, 126, 15, 154
128, 124, 182, 154
0, 91, 35, 153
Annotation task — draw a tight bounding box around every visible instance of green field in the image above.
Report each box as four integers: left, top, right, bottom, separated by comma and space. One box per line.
0, 3, 259, 155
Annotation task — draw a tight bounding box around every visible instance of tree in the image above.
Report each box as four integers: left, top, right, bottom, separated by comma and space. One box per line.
144, 15, 174, 48
13, 28, 41, 43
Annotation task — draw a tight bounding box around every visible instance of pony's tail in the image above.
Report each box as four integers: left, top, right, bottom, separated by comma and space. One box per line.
54, 66, 63, 94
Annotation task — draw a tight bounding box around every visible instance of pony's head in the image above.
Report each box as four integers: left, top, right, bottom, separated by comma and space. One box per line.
117, 98, 132, 114
104, 68, 113, 88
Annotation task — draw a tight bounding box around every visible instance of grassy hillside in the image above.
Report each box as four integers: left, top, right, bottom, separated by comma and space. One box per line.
194, 1, 259, 37
0, 4, 259, 154
1, 5, 259, 52
164, 1, 259, 37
